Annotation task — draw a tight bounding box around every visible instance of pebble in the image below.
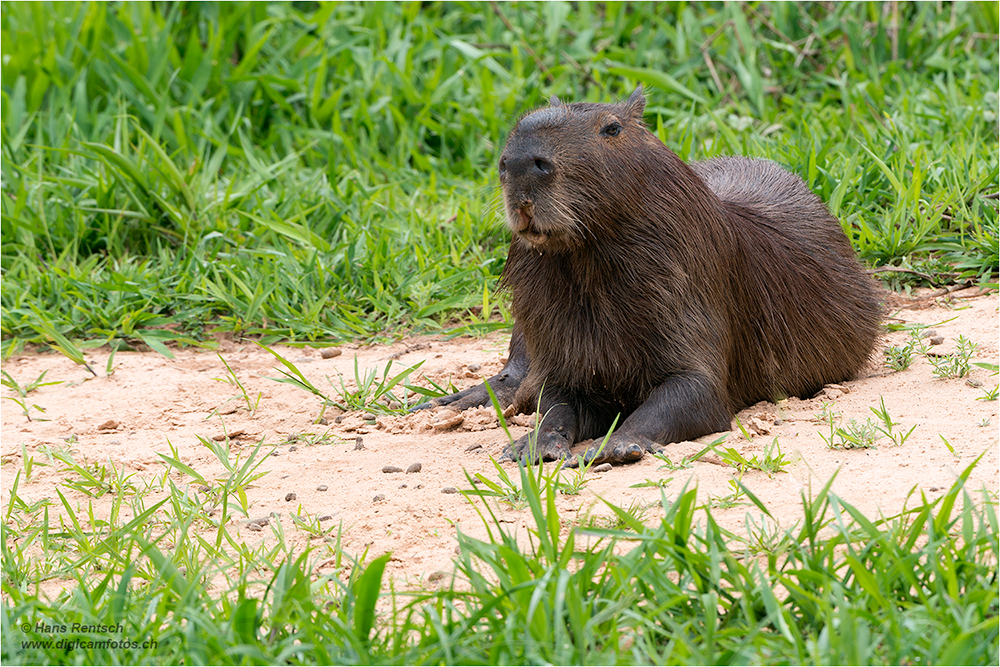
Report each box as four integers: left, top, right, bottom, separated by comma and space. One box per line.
354, 436, 364, 450
98, 420, 119, 431
362, 413, 376, 421
465, 443, 483, 452
289, 445, 298, 452
929, 336, 944, 346
316, 484, 328, 492
383, 465, 403, 473
441, 486, 459, 494
320, 347, 343, 359
285, 492, 297, 502
399, 483, 407, 488
592, 463, 612, 473
373, 493, 386, 503
406, 462, 422, 473
467, 363, 481, 372
317, 514, 334, 522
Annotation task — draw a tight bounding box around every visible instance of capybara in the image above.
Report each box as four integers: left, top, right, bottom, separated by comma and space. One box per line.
416, 85, 881, 464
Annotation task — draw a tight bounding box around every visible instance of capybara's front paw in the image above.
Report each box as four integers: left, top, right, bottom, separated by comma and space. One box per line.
581, 433, 661, 465
502, 429, 572, 463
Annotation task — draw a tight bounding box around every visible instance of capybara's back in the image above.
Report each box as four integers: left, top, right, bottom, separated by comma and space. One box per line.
694, 156, 882, 409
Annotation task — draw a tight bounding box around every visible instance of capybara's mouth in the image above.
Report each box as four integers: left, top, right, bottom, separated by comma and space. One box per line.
513, 202, 549, 245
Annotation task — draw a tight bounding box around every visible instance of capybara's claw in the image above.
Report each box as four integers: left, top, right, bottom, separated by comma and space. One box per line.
583, 433, 657, 466
504, 430, 572, 464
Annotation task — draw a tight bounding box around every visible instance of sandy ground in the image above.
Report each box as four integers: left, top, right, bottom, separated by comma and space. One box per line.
1, 289, 997, 592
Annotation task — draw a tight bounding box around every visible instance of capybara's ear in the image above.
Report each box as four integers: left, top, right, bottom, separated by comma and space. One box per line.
623, 85, 645, 119
550, 94, 563, 107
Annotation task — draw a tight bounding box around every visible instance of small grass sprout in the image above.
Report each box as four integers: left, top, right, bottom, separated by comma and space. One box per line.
557, 417, 617, 495
214, 353, 262, 415
654, 439, 723, 471
332, 356, 425, 414
927, 334, 978, 379
870, 397, 917, 446
19, 443, 47, 482
940, 435, 960, 458
1, 370, 60, 421
630, 476, 674, 489
713, 438, 790, 474
884, 342, 916, 371
973, 361, 998, 400
818, 403, 880, 450
466, 457, 530, 510
50, 449, 136, 498
708, 479, 748, 509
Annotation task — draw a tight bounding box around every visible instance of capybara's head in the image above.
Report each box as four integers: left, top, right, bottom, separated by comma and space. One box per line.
499, 86, 662, 252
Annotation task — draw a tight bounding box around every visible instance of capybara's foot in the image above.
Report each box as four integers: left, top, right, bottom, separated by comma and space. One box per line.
502, 429, 572, 463
580, 433, 662, 465
409, 384, 488, 413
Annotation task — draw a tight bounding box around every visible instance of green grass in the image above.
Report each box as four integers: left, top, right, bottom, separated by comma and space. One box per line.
1, 1, 997, 358
3, 439, 997, 665
2, 3, 999, 665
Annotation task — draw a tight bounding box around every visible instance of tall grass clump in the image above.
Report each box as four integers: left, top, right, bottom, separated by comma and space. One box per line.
2, 2, 997, 356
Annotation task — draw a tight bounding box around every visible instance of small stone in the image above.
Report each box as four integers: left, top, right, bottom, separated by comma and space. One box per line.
592, 463, 612, 473
467, 363, 482, 372
373, 493, 386, 503
921, 329, 938, 339
246, 522, 262, 532
428, 571, 448, 583
441, 486, 459, 494
285, 492, 297, 502
406, 462, 422, 474
197, 484, 211, 493
388, 400, 402, 410
465, 443, 483, 452
289, 445, 298, 452
399, 483, 407, 488
383, 465, 403, 473
929, 336, 944, 346
317, 417, 329, 425
318, 514, 334, 522
416, 484, 423, 489
212, 429, 245, 441
354, 436, 364, 450
334, 416, 343, 423
248, 517, 269, 527
98, 420, 119, 431
362, 413, 376, 421
321, 347, 343, 359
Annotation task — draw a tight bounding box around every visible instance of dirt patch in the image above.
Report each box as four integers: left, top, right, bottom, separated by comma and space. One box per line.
2, 290, 998, 587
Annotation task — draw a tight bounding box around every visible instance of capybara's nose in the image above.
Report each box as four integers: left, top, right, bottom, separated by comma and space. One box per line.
500, 152, 555, 182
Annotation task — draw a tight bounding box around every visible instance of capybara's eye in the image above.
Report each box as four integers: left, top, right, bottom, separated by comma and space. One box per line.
498, 158, 507, 176
601, 122, 622, 137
